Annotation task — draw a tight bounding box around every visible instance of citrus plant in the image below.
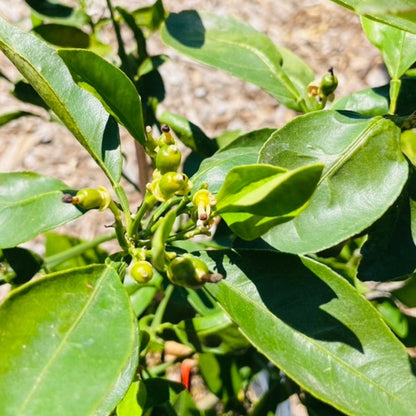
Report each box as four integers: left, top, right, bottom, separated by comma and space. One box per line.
1, 0, 416, 415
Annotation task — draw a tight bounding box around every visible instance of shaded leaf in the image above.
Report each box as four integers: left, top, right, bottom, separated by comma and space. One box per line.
259, 110, 408, 254
24, 0, 90, 26
0, 172, 82, 248
33, 24, 90, 48
358, 192, 416, 281
0, 17, 122, 184
1, 247, 43, 285
0, 264, 138, 416
44, 232, 108, 272
161, 11, 317, 112
203, 249, 416, 416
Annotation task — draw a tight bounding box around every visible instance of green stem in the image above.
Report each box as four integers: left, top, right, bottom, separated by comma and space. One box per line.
151, 283, 175, 330
105, 0, 132, 78
44, 233, 116, 269
128, 192, 156, 238
389, 79, 401, 115
114, 185, 132, 228
108, 200, 130, 251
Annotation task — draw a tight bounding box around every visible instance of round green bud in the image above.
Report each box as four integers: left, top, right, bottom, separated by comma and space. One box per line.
156, 144, 181, 174
130, 260, 154, 284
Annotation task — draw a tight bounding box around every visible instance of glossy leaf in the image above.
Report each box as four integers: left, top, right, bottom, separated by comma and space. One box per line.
58, 49, 145, 145
332, 0, 416, 34
191, 128, 275, 192
204, 249, 416, 415
332, 78, 416, 116
33, 24, 90, 48
259, 111, 408, 254
0, 17, 122, 184
362, 17, 416, 79
0, 264, 138, 416
160, 11, 317, 112
0, 172, 82, 248
216, 163, 323, 216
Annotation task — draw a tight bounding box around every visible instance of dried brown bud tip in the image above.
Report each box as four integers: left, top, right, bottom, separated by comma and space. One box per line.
161, 124, 170, 133
62, 194, 74, 203
200, 273, 223, 284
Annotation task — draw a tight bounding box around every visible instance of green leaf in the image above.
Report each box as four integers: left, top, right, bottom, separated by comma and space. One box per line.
138, 55, 169, 77
0, 110, 34, 126
151, 208, 178, 272
117, 380, 146, 416
332, 78, 416, 116
13, 80, 49, 110
191, 128, 275, 192
1, 247, 43, 285
44, 232, 108, 272
0, 16, 122, 184
358, 192, 416, 281
361, 17, 416, 79
374, 299, 408, 338
332, 0, 416, 34
131, 0, 166, 32
0, 172, 83, 248
160, 11, 316, 112
259, 111, 408, 254
163, 309, 250, 354
58, 49, 146, 145
204, 249, 416, 416
216, 164, 323, 216
24, 0, 90, 26
143, 378, 184, 410
159, 111, 217, 157
0, 264, 138, 416
33, 24, 90, 48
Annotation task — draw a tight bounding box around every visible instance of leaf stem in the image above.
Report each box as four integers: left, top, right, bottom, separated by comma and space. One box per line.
151, 283, 175, 330
44, 232, 116, 269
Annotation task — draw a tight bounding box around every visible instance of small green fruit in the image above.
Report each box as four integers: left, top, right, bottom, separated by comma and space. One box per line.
320, 67, 338, 97
167, 254, 222, 289
156, 144, 181, 174
131, 260, 154, 284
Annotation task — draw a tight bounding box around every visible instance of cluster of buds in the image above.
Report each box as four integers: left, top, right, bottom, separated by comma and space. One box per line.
63, 124, 222, 289
146, 124, 193, 202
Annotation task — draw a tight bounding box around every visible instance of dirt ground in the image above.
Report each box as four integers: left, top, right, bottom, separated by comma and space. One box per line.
0, 0, 386, 252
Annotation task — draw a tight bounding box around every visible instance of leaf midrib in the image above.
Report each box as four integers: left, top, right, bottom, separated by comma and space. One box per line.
210, 273, 409, 415
17, 267, 110, 415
